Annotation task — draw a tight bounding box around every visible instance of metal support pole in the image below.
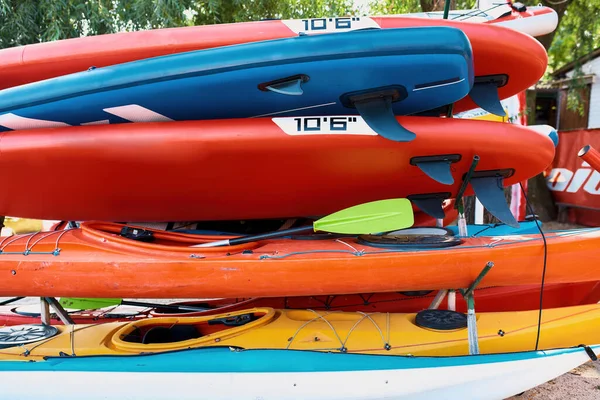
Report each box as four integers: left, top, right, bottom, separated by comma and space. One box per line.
45, 297, 75, 325
455, 156, 480, 237
443, 0, 451, 19
447, 289, 456, 311
474, 198, 485, 225
466, 294, 479, 355
428, 290, 448, 309
460, 261, 494, 355
40, 297, 51, 326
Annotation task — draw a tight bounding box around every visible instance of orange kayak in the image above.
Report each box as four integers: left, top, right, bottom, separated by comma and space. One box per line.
0, 117, 554, 222
0, 222, 599, 298
0, 16, 547, 114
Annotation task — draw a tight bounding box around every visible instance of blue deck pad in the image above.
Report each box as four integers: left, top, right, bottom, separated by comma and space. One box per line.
446, 221, 542, 236
0, 27, 473, 137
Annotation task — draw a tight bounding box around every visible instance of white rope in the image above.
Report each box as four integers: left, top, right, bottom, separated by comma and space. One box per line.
285, 310, 345, 350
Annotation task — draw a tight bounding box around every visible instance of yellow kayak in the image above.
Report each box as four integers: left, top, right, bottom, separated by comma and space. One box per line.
1, 305, 599, 360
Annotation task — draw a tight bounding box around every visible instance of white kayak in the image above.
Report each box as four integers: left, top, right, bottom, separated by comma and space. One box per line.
0, 345, 597, 399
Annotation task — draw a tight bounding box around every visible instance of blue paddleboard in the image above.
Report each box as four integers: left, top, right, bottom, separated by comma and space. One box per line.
0, 27, 473, 142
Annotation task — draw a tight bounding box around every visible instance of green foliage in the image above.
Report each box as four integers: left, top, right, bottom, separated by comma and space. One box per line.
545, 0, 600, 116
369, 0, 476, 14
547, 0, 600, 73
0, 0, 357, 48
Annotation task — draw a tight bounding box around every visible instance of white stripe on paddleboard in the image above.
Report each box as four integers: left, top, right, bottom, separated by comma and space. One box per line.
103, 105, 173, 122
252, 102, 337, 118
282, 17, 380, 35
273, 116, 377, 136
0, 113, 70, 130
412, 78, 466, 92
81, 120, 110, 126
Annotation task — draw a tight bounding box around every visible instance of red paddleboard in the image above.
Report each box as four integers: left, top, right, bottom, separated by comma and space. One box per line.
0, 16, 547, 114
0, 117, 554, 221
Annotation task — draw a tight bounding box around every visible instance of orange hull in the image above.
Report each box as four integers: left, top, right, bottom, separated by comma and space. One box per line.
0, 222, 599, 298
0, 17, 547, 114
0, 117, 554, 221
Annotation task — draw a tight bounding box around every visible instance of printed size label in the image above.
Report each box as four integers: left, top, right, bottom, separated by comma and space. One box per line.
282, 17, 380, 34
273, 116, 377, 136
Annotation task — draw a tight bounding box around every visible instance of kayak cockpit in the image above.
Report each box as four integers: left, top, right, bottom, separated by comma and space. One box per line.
111, 308, 275, 352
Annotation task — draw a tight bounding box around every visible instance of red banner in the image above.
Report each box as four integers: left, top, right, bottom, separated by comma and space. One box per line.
546, 128, 600, 226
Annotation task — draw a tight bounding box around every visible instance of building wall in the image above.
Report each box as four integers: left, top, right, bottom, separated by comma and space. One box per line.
566, 57, 600, 129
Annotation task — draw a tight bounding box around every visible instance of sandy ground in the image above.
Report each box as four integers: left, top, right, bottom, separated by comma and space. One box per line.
507, 361, 600, 399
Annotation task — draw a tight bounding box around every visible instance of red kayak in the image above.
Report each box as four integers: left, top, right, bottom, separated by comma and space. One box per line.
0, 117, 554, 221
0, 16, 547, 114
2, 282, 599, 326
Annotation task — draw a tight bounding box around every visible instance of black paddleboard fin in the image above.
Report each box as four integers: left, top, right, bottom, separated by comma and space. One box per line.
408, 193, 451, 219
470, 175, 519, 228
415, 161, 454, 185
469, 82, 505, 116
410, 155, 461, 185
412, 197, 446, 219
469, 75, 508, 117
259, 74, 309, 96
354, 97, 416, 142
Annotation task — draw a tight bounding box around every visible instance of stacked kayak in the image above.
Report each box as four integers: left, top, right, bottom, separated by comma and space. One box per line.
2, 306, 600, 357
0, 347, 596, 400
0, 305, 599, 400
1, 222, 600, 298
0, 4, 590, 399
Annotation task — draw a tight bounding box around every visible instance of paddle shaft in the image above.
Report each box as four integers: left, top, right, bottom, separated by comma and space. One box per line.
195, 225, 313, 247
121, 300, 209, 312
0, 297, 24, 306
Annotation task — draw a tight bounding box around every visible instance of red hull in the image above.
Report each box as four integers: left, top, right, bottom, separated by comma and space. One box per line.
2, 282, 599, 326
0, 117, 554, 221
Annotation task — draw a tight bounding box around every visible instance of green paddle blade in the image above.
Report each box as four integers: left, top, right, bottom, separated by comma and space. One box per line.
59, 297, 121, 310
314, 198, 414, 234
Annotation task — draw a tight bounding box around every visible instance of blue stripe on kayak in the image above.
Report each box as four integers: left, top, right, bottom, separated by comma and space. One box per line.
0, 346, 596, 373
446, 221, 542, 236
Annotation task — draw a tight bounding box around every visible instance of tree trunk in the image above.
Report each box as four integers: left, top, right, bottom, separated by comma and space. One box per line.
537, 0, 573, 50
527, 174, 557, 221
525, 90, 558, 221
419, 0, 455, 12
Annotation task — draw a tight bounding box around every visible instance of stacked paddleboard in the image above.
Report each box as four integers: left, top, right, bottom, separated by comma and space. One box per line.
1, 4, 599, 400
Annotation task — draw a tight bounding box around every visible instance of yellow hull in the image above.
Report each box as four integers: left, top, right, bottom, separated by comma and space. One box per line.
1, 305, 599, 361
